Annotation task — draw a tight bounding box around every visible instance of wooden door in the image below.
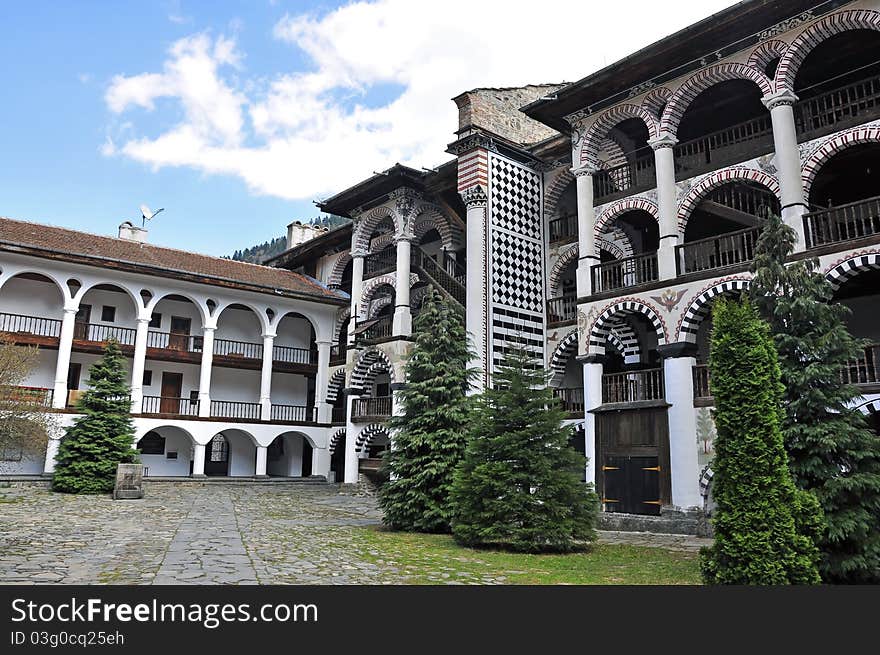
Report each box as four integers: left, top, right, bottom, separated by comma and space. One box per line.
160, 372, 183, 414
601, 455, 661, 515
169, 316, 191, 351
205, 434, 229, 476
74, 305, 91, 339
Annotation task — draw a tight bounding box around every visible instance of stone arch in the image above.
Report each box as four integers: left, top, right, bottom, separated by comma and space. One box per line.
549, 329, 579, 386
76, 280, 145, 316
367, 295, 394, 319
660, 62, 773, 135
327, 251, 352, 288
146, 290, 210, 327
544, 168, 575, 221
607, 320, 641, 361
748, 39, 788, 72
587, 298, 668, 355
352, 205, 400, 255
412, 206, 461, 250
856, 398, 880, 415
823, 250, 880, 291
677, 277, 752, 343
329, 427, 346, 455
327, 369, 346, 403
802, 125, 880, 200
350, 348, 394, 391
359, 273, 418, 319
369, 233, 395, 253
333, 307, 351, 342
594, 197, 660, 242
677, 167, 780, 233
597, 237, 626, 260
775, 9, 880, 92
579, 104, 660, 166
355, 423, 391, 453
641, 87, 672, 119
548, 244, 579, 299
213, 300, 271, 335
0, 268, 70, 304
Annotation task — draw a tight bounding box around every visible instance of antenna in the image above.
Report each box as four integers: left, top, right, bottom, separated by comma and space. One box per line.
139, 204, 165, 227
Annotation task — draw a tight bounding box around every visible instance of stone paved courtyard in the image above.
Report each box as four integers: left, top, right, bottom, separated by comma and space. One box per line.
0, 482, 710, 584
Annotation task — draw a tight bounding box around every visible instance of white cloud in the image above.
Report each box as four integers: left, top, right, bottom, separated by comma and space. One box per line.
104, 0, 738, 201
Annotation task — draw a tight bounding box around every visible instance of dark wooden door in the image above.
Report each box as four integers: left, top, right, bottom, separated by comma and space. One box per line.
302, 440, 313, 477
330, 434, 345, 482
160, 372, 183, 414
205, 434, 229, 476
74, 305, 91, 339
169, 316, 191, 351
602, 455, 662, 515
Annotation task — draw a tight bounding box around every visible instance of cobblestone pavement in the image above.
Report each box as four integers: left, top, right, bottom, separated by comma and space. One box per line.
0, 482, 708, 584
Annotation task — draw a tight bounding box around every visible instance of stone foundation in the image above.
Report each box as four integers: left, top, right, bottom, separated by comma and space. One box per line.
598, 507, 712, 537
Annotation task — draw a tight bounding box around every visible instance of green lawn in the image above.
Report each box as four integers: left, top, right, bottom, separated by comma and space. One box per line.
356, 528, 702, 585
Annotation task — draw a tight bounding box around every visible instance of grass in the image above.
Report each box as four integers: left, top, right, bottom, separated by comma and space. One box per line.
356, 527, 702, 585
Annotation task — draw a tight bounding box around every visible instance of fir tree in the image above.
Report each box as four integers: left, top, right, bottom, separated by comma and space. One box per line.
699, 299, 822, 584
52, 340, 139, 494
379, 287, 476, 533
450, 347, 598, 552
750, 213, 880, 583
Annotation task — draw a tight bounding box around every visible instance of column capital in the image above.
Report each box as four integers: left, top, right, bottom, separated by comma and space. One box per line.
460, 185, 488, 208
135, 316, 151, 325
314, 339, 333, 347
202, 324, 216, 333
648, 132, 678, 150
62, 306, 78, 315
351, 249, 368, 259
570, 163, 597, 177
261, 332, 277, 341
762, 88, 799, 110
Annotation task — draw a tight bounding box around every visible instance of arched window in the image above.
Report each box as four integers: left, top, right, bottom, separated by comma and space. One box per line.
137, 431, 166, 455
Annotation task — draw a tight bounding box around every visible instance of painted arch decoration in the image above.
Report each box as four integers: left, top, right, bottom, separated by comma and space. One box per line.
676, 277, 752, 343
352, 205, 401, 255
579, 104, 660, 166
801, 125, 880, 200
747, 39, 788, 72
587, 297, 668, 356
350, 348, 395, 391
823, 250, 880, 291
549, 329, 579, 387
594, 196, 660, 241
329, 427, 346, 455
355, 423, 391, 453
677, 167, 780, 233
326, 369, 346, 403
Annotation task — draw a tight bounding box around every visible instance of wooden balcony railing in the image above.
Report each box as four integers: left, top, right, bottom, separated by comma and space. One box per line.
692, 364, 712, 401
553, 387, 585, 413
803, 195, 880, 249
352, 396, 392, 421
356, 315, 393, 342
0, 312, 62, 338
364, 248, 397, 278
549, 212, 578, 242
0, 385, 53, 407
330, 343, 346, 365
796, 74, 880, 141
141, 396, 200, 416
591, 252, 658, 293
213, 338, 262, 360
210, 400, 261, 420
73, 322, 137, 345
331, 405, 347, 424
146, 331, 203, 352
674, 113, 774, 178
412, 246, 466, 307
841, 343, 880, 387
547, 296, 577, 324
602, 368, 664, 404
270, 404, 314, 422
593, 155, 656, 203
676, 226, 761, 275
272, 345, 317, 366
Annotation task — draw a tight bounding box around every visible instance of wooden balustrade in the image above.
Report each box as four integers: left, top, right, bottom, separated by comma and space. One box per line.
796, 74, 880, 140
803, 195, 880, 249
272, 344, 317, 365
674, 114, 774, 177
352, 396, 392, 421
364, 248, 397, 277
676, 226, 761, 275
602, 368, 664, 404
73, 322, 137, 345
146, 331, 202, 352
841, 343, 880, 387
412, 246, 466, 307
141, 396, 200, 416
553, 387, 585, 413
0, 385, 53, 407
549, 212, 578, 242
692, 364, 712, 400
591, 252, 658, 293
593, 156, 656, 203
547, 296, 577, 324
210, 400, 262, 420
0, 312, 61, 338
270, 404, 314, 422
213, 338, 262, 360
356, 315, 393, 342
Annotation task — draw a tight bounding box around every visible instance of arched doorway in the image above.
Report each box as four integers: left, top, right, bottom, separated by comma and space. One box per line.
136, 426, 194, 477
266, 432, 315, 477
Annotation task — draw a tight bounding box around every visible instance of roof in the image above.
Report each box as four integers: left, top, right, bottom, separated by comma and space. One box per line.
317, 164, 426, 218
522, 0, 828, 132
267, 221, 353, 270
0, 216, 347, 305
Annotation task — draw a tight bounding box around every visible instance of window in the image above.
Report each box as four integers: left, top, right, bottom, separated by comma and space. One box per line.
210, 435, 228, 462
101, 306, 116, 322
143, 370, 152, 386
166, 451, 178, 460
137, 431, 165, 455
149, 312, 162, 328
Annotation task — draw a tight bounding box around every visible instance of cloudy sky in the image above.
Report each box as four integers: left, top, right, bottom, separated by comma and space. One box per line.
0, 0, 737, 256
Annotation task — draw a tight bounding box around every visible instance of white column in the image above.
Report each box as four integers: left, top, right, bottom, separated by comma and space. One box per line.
343, 391, 360, 483
192, 443, 206, 477
663, 354, 702, 509
197, 326, 215, 418
582, 359, 603, 488
463, 186, 489, 390
311, 446, 331, 480
392, 237, 412, 336
255, 445, 268, 477
348, 254, 365, 345
259, 333, 275, 421
314, 340, 332, 422
763, 89, 808, 251
42, 437, 60, 474
649, 133, 680, 280
572, 164, 598, 296
52, 307, 78, 409
129, 317, 150, 413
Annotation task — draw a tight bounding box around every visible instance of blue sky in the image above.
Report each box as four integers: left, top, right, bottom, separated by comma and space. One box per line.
0, 0, 736, 257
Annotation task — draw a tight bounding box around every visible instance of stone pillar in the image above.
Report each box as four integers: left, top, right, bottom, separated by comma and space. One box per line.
129, 317, 150, 413
661, 349, 702, 509
348, 254, 365, 346
197, 326, 215, 418
255, 445, 268, 478
343, 389, 361, 483
314, 340, 332, 422
393, 237, 412, 336
649, 132, 680, 280
42, 436, 61, 474
763, 89, 808, 251
462, 186, 489, 390
259, 333, 275, 421
572, 164, 598, 296
311, 446, 331, 480
581, 357, 604, 489
192, 443, 206, 478
52, 307, 78, 409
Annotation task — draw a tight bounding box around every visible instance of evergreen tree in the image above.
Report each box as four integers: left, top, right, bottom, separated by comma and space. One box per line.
450, 347, 598, 552
379, 287, 476, 533
699, 299, 822, 584
52, 340, 139, 494
750, 213, 880, 583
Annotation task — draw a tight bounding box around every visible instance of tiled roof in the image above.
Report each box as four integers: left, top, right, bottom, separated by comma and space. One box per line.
0, 217, 345, 303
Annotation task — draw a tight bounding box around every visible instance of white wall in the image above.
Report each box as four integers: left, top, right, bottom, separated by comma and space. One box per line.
266, 433, 305, 476
270, 372, 309, 406
78, 286, 139, 328
0, 276, 65, 321
215, 306, 263, 342
211, 366, 262, 404
137, 427, 194, 476
150, 298, 203, 333
227, 431, 257, 476
274, 314, 314, 350
141, 361, 201, 401
22, 349, 56, 390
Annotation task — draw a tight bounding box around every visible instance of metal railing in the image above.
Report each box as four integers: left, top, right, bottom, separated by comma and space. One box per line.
841, 343, 880, 387
602, 368, 664, 404
549, 212, 578, 242
553, 387, 584, 413
0, 312, 62, 338
210, 400, 261, 420
213, 338, 262, 360
591, 252, 658, 292
73, 322, 137, 345
0, 385, 53, 407
692, 364, 712, 400
547, 296, 577, 324
352, 396, 392, 421
270, 404, 314, 422
676, 226, 761, 275
803, 195, 880, 249
141, 396, 200, 416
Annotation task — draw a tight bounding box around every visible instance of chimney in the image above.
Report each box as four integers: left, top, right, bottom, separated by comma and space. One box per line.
118, 221, 148, 243
286, 220, 326, 249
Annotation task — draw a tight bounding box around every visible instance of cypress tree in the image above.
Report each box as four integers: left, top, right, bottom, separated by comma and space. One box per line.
450, 347, 598, 553
379, 287, 476, 533
750, 213, 880, 583
699, 299, 822, 584
52, 340, 139, 494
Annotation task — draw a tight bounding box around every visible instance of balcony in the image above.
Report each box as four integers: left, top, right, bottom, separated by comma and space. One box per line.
352, 396, 392, 422
674, 114, 774, 179
0, 312, 62, 343
210, 400, 261, 421
677, 226, 761, 276
841, 343, 880, 391
73, 322, 137, 347
269, 404, 315, 422
602, 369, 664, 404
553, 387, 584, 415
330, 343, 347, 366
692, 364, 712, 404
0, 385, 53, 408
549, 212, 578, 243
141, 396, 200, 417
803, 195, 880, 249
591, 252, 658, 293
593, 156, 656, 204
363, 248, 397, 279
547, 296, 577, 324
795, 74, 880, 142
355, 315, 393, 344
